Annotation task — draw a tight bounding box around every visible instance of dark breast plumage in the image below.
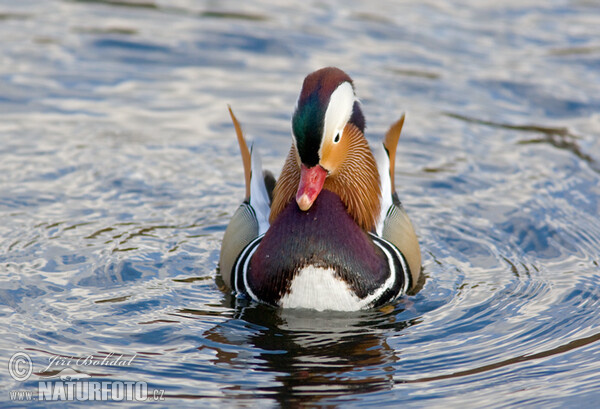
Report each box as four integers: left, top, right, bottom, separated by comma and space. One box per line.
233, 190, 411, 310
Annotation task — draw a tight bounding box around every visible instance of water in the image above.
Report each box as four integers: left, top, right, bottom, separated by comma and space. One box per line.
1, 0, 599, 407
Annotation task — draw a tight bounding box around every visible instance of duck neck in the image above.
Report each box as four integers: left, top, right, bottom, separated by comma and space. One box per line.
270, 123, 381, 232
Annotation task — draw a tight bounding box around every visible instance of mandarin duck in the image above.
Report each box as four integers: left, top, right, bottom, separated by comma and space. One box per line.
219, 67, 421, 311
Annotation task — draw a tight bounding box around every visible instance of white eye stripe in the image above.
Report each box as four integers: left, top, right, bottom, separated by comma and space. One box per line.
320, 82, 355, 154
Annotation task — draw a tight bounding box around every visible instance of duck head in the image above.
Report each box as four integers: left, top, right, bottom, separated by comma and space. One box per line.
270, 67, 380, 232
292, 67, 365, 211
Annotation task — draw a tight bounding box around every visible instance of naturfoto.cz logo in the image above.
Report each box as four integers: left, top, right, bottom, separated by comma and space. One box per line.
8, 352, 165, 402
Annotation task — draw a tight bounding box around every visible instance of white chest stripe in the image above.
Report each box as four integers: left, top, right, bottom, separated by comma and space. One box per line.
360, 237, 396, 306
241, 242, 261, 302
279, 237, 408, 311
234, 233, 409, 310
371, 233, 411, 296
233, 234, 264, 295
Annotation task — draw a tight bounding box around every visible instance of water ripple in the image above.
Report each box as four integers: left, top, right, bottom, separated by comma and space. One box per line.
1, 0, 599, 407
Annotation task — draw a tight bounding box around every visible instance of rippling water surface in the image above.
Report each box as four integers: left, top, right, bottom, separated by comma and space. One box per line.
1, 0, 599, 407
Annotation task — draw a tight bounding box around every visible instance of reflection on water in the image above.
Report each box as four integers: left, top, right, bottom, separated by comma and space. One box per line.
199, 305, 409, 405
1, 0, 600, 407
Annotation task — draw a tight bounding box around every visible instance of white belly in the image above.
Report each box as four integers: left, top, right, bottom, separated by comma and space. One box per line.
278, 265, 368, 311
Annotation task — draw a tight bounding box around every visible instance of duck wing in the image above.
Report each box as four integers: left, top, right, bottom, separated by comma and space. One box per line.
373, 114, 422, 286
219, 107, 271, 289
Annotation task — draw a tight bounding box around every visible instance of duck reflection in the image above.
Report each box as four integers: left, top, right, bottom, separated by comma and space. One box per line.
198, 297, 415, 406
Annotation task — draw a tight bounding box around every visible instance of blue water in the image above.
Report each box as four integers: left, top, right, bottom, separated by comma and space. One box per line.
1, 0, 600, 407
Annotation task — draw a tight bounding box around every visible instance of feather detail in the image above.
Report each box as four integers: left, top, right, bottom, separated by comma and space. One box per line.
228, 105, 252, 200
383, 114, 405, 193
269, 146, 300, 223
219, 203, 258, 289
249, 146, 271, 235
270, 123, 381, 232
325, 123, 381, 231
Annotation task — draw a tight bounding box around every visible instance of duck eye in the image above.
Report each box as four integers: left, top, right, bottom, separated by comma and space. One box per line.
333, 132, 341, 143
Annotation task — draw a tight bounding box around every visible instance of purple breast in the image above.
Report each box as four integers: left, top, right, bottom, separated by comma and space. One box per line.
247, 189, 389, 305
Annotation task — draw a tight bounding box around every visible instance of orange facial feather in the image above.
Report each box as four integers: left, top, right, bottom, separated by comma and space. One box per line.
270, 123, 381, 232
